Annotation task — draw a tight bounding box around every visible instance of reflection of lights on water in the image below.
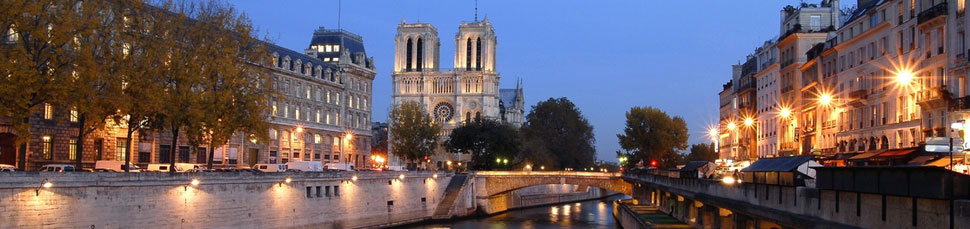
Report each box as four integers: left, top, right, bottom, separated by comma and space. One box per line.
563, 205, 571, 215
551, 206, 559, 216
574, 203, 581, 207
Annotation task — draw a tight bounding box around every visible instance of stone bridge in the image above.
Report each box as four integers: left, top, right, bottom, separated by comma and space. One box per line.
471, 171, 632, 196
456, 171, 632, 215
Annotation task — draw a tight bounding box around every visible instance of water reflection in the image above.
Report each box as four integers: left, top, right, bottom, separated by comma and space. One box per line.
414, 195, 629, 229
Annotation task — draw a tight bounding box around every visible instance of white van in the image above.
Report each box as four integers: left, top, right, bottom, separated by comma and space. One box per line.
255, 164, 286, 172
0, 164, 16, 172
146, 163, 180, 172
94, 160, 141, 172
385, 165, 407, 171
285, 161, 323, 172
39, 164, 76, 172
324, 163, 355, 171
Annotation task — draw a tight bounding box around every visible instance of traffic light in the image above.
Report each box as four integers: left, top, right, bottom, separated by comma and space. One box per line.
650, 160, 658, 167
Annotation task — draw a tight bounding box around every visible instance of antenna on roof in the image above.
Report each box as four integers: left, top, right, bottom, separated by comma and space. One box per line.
475, 0, 478, 22
338, 0, 342, 30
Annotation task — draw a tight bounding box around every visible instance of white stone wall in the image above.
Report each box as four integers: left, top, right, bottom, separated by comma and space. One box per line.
0, 171, 451, 228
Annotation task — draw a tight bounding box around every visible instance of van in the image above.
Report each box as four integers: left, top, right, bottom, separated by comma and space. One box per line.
146, 163, 180, 172
285, 161, 323, 172
39, 164, 76, 172
385, 165, 407, 171
94, 160, 142, 172
324, 163, 355, 171
255, 164, 286, 172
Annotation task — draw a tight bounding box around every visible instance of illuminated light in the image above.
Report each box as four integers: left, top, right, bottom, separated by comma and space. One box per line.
540, 166, 545, 170
398, 174, 405, 180
345, 132, 353, 141
743, 117, 754, 127
896, 70, 914, 85
284, 177, 292, 184
496, 158, 501, 163
779, 108, 792, 119
432, 173, 438, 179
42, 179, 53, 189
726, 122, 736, 130
721, 176, 736, 184
819, 93, 833, 105
503, 159, 509, 164
351, 175, 358, 182
190, 179, 200, 186
525, 164, 532, 170
707, 128, 718, 138
952, 122, 965, 130
446, 160, 452, 166
295, 126, 304, 133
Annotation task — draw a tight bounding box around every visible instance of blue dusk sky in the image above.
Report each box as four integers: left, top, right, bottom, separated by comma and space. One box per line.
229, 0, 853, 162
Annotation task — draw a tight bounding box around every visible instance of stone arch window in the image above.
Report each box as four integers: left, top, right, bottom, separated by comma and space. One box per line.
304, 63, 312, 76
294, 59, 302, 73
315, 66, 322, 78
416, 37, 424, 71
465, 112, 471, 122
475, 111, 481, 120
406, 37, 413, 72
880, 136, 889, 149
868, 137, 876, 151
465, 37, 472, 70
476, 37, 482, 71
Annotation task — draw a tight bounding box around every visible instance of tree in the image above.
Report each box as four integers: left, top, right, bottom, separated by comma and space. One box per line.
389, 101, 441, 166
520, 97, 596, 170
0, 0, 99, 170
444, 117, 521, 170
686, 143, 717, 162
617, 106, 689, 168
181, 0, 273, 169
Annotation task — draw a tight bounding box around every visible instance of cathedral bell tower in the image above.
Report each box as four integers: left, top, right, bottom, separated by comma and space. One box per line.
455, 17, 496, 72
394, 19, 440, 73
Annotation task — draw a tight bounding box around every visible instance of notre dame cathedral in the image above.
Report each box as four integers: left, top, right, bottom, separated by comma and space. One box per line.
391, 17, 525, 169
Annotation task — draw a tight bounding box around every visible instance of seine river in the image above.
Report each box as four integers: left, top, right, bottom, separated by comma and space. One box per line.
412, 195, 629, 229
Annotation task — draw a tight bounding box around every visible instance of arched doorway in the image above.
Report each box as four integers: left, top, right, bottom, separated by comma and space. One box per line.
0, 133, 18, 166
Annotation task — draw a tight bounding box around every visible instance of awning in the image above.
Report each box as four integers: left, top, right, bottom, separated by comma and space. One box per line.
848, 149, 887, 160
926, 157, 966, 167
907, 155, 937, 166
876, 148, 918, 158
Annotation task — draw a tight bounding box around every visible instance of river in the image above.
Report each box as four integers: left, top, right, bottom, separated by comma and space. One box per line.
412, 195, 630, 229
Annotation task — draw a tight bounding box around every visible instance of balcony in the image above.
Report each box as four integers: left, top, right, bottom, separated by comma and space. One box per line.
917, 2, 948, 25
848, 89, 868, 107
916, 86, 951, 109
950, 95, 970, 111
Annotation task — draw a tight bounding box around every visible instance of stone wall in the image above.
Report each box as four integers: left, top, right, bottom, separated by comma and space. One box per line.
0, 171, 450, 228
628, 173, 970, 229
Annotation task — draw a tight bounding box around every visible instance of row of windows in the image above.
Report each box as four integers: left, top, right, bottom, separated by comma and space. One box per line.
310, 44, 341, 53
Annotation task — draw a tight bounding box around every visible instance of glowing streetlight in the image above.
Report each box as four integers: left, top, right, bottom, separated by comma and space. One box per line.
295, 126, 304, 133
344, 132, 353, 141
726, 122, 737, 131
896, 70, 914, 85
190, 178, 200, 186
819, 93, 833, 106
743, 117, 754, 127
779, 108, 792, 119
351, 175, 358, 182
398, 174, 405, 180
41, 179, 53, 189
284, 177, 292, 184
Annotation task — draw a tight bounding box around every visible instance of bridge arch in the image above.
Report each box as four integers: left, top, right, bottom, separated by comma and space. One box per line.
473, 171, 633, 197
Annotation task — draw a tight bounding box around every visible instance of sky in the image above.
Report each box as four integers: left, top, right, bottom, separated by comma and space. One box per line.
229, 0, 853, 162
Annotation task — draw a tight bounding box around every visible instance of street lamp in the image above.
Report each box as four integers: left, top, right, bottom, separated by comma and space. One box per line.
895, 70, 914, 85
743, 117, 754, 127
727, 122, 737, 131
819, 93, 833, 106
779, 108, 792, 119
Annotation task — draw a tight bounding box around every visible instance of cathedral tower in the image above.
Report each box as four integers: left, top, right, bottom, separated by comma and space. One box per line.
454, 17, 496, 72
394, 19, 440, 72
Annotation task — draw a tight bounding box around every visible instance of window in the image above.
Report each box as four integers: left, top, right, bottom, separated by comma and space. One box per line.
811, 14, 822, 30
196, 147, 207, 164
315, 186, 322, 197
42, 135, 52, 160
117, 138, 128, 162
270, 129, 278, 140
416, 38, 423, 71
70, 108, 78, 122
178, 146, 190, 163
869, 13, 879, 27
306, 187, 313, 198
138, 142, 151, 163
272, 101, 278, 116
325, 186, 331, 197
314, 134, 322, 144
476, 37, 482, 71
160, 145, 171, 163
334, 185, 340, 196
43, 103, 53, 120
68, 139, 77, 161
316, 109, 321, 123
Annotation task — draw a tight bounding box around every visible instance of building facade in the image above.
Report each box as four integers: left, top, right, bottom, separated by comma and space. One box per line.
0, 27, 375, 170
390, 18, 525, 169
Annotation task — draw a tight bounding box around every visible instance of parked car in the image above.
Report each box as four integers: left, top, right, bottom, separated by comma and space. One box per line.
39, 164, 76, 172
285, 161, 323, 172
0, 164, 16, 172
254, 164, 286, 172
94, 160, 142, 172
324, 163, 355, 171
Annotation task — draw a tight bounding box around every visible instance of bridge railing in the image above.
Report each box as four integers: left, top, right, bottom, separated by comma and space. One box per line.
474, 171, 621, 177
